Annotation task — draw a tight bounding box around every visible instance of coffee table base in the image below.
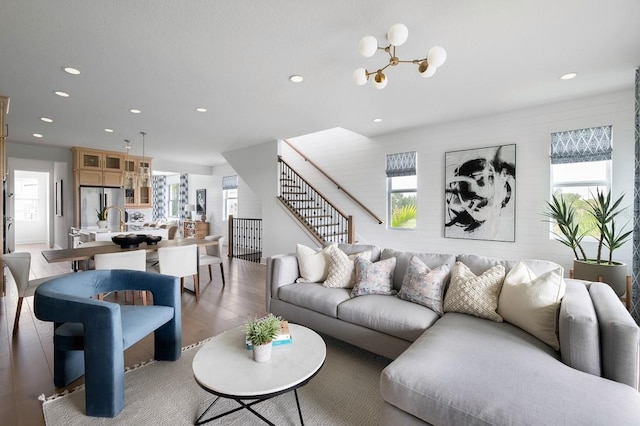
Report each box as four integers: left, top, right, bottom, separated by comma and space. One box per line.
195, 388, 305, 426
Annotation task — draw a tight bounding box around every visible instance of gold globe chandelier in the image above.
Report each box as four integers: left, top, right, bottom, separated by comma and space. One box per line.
353, 23, 447, 89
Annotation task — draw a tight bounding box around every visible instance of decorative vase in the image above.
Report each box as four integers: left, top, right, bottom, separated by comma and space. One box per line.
97, 220, 108, 229
252, 342, 273, 362
573, 260, 628, 297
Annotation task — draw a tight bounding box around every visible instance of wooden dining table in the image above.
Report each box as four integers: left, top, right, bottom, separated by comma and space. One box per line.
41, 237, 218, 301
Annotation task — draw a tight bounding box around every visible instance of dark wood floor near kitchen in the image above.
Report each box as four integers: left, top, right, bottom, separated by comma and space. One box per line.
0, 243, 269, 426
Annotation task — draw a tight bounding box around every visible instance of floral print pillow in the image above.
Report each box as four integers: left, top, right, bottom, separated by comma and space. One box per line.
397, 256, 451, 315
350, 257, 397, 298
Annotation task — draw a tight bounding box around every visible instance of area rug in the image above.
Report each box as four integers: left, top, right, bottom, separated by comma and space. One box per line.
41, 335, 391, 425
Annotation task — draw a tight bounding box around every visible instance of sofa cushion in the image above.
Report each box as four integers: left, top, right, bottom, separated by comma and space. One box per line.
497, 260, 565, 350
295, 243, 334, 283
335, 243, 381, 262
380, 312, 640, 426
444, 262, 505, 322
338, 295, 439, 342
323, 247, 372, 289
381, 248, 456, 292
351, 256, 397, 297
277, 283, 351, 318
559, 279, 601, 376
397, 256, 450, 315
457, 253, 559, 276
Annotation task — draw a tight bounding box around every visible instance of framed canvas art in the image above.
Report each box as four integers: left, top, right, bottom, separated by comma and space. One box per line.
444, 144, 516, 242
196, 189, 206, 215
55, 179, 63, 217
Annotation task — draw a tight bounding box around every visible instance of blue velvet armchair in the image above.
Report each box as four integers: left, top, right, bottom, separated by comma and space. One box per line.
34, 270, 182, 418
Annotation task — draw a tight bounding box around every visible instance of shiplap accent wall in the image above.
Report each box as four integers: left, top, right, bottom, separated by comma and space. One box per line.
275, 89, 635, 274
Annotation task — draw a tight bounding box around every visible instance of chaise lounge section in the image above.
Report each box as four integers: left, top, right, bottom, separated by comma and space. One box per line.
267, 243, 640, 425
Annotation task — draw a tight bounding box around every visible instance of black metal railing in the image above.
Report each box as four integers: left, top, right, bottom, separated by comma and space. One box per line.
228, 216, 262, 263
277, 156, 354, 244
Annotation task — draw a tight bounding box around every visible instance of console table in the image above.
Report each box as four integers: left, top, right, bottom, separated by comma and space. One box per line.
184, 220, 209, 239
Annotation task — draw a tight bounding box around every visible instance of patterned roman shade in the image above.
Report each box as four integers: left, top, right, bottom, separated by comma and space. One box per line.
550, 125, 612, 164
222, 175, 238, 190
386, 151, 417, 177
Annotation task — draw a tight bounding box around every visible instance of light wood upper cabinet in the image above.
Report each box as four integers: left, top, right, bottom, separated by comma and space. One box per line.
123, 156, 152, 207
73, 148, 125, 187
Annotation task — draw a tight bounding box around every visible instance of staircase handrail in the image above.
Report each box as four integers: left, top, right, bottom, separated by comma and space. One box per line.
283, 139, 384, 224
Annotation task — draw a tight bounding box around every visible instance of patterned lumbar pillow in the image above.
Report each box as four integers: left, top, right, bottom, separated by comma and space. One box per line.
444, 261, 505, 322
296, 243, 335, 283
323, 247, 371, 289
498, 260, 566, 350
350, 256, 397, 298
397, 256, 451, 315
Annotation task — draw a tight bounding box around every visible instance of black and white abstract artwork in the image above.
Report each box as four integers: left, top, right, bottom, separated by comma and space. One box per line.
444, 144, 516, 242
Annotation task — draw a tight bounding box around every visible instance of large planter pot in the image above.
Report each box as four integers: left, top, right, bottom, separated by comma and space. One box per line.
252, 342, 273, 362
573, 260, 628, 297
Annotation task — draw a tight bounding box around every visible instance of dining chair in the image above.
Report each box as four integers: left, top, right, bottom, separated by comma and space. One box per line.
199, 235, 225, 286
77, 240, 117, 271
94, 250, 149, 305
156, 244, 200, 301
1, 252, 72, 335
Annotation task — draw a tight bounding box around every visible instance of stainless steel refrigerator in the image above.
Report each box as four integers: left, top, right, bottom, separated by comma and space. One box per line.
79, 186, 125, 230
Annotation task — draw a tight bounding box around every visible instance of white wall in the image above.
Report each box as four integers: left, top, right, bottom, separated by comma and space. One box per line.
263, 89, 635, 276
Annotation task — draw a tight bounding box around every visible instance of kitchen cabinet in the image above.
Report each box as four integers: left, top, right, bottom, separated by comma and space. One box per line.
124, 156, 152, 208
74, 148, 124, 187
183, 221, 209, 239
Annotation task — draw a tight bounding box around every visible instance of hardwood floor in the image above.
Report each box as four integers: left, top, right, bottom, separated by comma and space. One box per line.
0, 243, 268, 425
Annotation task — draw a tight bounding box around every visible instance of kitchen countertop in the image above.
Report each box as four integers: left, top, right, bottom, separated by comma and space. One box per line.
78, 226, 169, 241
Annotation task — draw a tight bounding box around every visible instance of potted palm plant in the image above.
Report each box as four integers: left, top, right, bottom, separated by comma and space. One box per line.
96, 207, 108, 228
245, 314, 282, 362
544, 189, 631, 296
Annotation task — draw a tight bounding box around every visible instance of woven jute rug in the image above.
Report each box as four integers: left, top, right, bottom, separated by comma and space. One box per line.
41, 334, 390, 425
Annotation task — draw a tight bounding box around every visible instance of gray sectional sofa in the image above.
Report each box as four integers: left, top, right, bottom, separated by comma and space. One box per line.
266, 244, 640, 425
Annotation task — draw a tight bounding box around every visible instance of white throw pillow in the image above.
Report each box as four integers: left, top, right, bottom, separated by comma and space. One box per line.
497, 260, 565, 350
443, 262, 505, 322
296, 243, 334, 283
323, 247, 371, 289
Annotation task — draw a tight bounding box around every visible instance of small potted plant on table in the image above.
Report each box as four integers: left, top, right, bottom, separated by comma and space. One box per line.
96, 207, 108, 228
544, 189, 631, 296
245, 314, 282, 362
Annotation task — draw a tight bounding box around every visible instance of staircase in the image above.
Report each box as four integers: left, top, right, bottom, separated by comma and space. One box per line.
277, 156, 354, 244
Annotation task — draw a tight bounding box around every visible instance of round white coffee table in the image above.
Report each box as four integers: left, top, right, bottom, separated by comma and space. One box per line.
192, 323, 326, 425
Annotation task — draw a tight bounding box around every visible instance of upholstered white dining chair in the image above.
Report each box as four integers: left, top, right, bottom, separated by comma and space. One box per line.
199, 235, 225, 286
1, 252, 71, 335
94, 249, 148, 304
156, 244, 200, 301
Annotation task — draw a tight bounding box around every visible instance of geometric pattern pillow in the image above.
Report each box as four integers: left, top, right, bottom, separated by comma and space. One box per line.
350, 256, 397, 298
443, 261, 505, 322
498, 261, 566, 350
323, 247, 371, 289
397, 256, 450, 315
296, 243, 334, 283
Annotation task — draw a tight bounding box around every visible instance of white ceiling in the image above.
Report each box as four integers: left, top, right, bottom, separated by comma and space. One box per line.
1, 1, 639, 167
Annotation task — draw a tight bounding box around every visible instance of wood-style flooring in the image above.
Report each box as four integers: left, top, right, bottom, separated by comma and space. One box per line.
0, 243, 268, 426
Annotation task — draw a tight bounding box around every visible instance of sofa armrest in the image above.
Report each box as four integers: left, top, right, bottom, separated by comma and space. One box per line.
590, 282, 640, 389
558, 279, 601, 376
265, 254, 299, 311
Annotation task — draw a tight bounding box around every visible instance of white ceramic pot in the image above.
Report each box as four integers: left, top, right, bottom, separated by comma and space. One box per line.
97, 220, 108, 229
252, 342, 273, 362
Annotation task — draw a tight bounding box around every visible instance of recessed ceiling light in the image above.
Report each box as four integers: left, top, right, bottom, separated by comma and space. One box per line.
289, 75, 304, 83
104, 128, 114, 133
196, 107, 207, 113
560, 72, 577, 80
54, 91, 70, 97
129, 109, 141, 114
63, 67, 81, 75
40, 117, 53, 123
33, 133, 43, 138
372, 118, 382, 123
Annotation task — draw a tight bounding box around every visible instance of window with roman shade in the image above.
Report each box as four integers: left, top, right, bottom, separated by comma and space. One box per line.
222, 175, 238, 220
386, 152, 417, 230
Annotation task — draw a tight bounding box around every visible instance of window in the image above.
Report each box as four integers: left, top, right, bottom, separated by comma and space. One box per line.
222, 175, 238, 220
167, 183, 180, 218
386, 152, 417, 229
15, 177, 40, 221
550, 125, 612, 238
